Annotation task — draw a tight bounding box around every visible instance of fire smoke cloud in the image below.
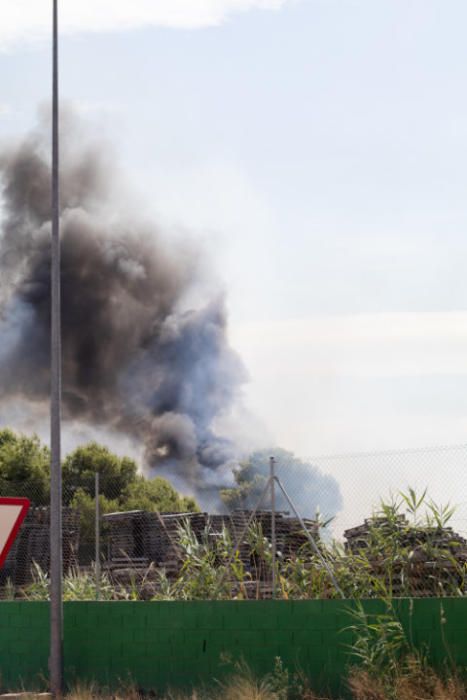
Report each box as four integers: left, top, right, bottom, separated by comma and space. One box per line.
0, 115, 246, 493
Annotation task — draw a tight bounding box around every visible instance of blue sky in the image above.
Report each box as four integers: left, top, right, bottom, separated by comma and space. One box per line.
2, 0, 467, 527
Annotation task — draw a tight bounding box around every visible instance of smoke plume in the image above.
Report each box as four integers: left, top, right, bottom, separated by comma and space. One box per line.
0, 116, 246, 493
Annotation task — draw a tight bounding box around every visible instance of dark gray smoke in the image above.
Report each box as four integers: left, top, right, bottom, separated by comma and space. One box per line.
0, 118, 246, 493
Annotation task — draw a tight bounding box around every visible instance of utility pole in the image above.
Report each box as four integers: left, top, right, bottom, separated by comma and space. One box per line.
50, 0, 63, 695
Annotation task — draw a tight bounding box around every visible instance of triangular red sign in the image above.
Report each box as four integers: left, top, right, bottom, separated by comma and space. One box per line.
0, 497, 30, 569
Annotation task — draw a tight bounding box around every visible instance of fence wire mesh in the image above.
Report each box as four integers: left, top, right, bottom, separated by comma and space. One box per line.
1, 441, 466, 600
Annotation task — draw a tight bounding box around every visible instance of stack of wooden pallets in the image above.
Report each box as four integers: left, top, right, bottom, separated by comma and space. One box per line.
102, 508, 320, 598
344, 515, 467, 596
1, 507, 80, 588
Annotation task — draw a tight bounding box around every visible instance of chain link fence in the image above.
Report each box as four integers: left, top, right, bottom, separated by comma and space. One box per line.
1, 442, 467, 600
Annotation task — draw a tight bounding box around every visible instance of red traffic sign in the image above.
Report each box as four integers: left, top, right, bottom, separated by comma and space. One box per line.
0, 497, 30, 569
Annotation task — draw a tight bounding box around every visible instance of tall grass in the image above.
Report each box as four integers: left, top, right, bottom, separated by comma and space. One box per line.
50, 665, 467, 700
4, 487, 465, 602
344, 595, 467, 700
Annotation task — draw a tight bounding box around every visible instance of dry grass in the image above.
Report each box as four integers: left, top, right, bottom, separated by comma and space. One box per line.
63, 682, 144, 700
59, 674, 283, 700
219, 676, 278, 700
166, 668, 282, 700
395, 674, 467, 700
11, 664, 466, 700
65, 683, 101, 700
348, 665, 467, 700
347, 670, 386, 700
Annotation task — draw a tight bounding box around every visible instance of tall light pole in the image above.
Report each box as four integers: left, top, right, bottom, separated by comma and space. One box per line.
50, 0, 63, 695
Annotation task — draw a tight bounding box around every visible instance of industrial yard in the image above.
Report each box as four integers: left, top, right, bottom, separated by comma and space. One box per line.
2, 490, 467, 601
2, 0, 467, 697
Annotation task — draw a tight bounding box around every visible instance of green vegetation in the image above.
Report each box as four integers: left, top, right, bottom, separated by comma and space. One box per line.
1, 428, 466, 602
22, 656, 467, 699
2, 481, 463, 601
0, 428, 198, 512
343, 597, 467, 700
0, 429, 199, 557
148, 488, 467, 601
63, 442, 199, 553
0, 428, 50, 504
17, 487, 466, 602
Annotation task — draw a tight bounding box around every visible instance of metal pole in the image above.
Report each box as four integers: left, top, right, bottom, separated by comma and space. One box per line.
50, 0, 63, 695
95, 473, 101, 600
274, 478, 345, 598
215, 477, 273, 596
270, 456, 276, 599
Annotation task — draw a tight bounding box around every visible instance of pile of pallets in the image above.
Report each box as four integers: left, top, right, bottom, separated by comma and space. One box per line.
104, 510, 149, 566
102, 508, 320, 597
344, 515, 467, 596
344, 515, 407, 553
0, 507, 80, 587
145, 512, 208, 573
218, 510, 320, 587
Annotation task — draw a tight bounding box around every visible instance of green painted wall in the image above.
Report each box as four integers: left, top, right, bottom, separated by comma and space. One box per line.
0, 599, 466, 695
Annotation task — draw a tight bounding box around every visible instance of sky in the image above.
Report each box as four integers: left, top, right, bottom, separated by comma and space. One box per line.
2, 0, 467, 530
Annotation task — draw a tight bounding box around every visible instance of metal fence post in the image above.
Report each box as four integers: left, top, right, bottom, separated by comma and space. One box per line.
50, 0, 63, 695
270, 456, 276, 599
95, 472, 101, 600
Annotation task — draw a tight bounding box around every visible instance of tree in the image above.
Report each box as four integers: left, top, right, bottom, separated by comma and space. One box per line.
69, 488, 120, 555
0, 430, 200, 559
62, 442, 138, 505
122, 475, 199, 513
221, 447, 342, 521
0, 429, 50, 504
62, 443, 199, 561
62, 441, 198, 512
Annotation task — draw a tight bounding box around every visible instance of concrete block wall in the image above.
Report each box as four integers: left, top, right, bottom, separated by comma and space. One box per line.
0, 599, 466, 696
